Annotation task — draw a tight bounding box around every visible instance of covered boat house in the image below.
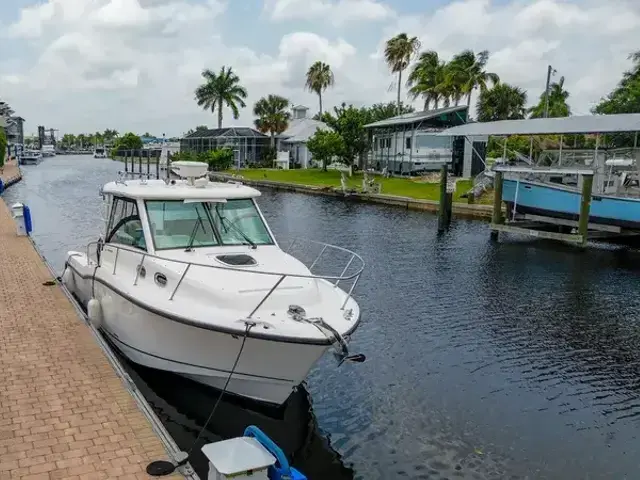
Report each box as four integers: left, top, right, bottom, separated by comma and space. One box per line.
180, 127, 271, 166
363, 105, 487, 178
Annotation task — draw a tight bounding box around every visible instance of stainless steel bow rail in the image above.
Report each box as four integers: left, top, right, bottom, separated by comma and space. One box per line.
86, 238, 365, 316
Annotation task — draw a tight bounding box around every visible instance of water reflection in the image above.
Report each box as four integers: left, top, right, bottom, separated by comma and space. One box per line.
122, 356, 354, 480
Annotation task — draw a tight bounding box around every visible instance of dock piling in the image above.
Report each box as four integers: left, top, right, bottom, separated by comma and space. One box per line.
491, 171, 504, 239
438, 165, 448, 232
578, 174, 594, 246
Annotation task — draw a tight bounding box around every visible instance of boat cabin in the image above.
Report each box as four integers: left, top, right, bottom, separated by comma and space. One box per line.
100, 170, 275, 256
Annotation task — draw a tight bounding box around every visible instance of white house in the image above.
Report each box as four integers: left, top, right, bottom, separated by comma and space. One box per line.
278, 105, 331, 168
364, 105, 488, 178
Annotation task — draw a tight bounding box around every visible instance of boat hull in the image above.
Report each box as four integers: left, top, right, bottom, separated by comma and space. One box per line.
65, 261, 329, 406
503, 179, 640, 229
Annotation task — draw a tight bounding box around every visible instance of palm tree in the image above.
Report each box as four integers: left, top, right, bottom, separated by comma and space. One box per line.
384, 33, 421, 114
407, 51, 449, 110
448, 50, 500, 111
529, 76, 571, 118
476, 83, 528, 122
195, 66, 248, 129
305, 61, 334, 117
253, 94, 291, 149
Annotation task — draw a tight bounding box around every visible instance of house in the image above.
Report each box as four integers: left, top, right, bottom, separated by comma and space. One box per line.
363, 105, 488, 178
4, 116, 25, 146
180, 127, 270, 166
278, 105, 330, 168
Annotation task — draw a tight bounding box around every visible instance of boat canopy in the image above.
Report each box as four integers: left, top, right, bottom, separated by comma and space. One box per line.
435, 113, 640, 137
102, 179, 261, 200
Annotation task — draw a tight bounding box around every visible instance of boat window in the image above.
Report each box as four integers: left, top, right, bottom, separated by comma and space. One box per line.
146, 201, 219, 250
144, 199, 273, 250
208, 199, 273, 246
106, 197, 146, 250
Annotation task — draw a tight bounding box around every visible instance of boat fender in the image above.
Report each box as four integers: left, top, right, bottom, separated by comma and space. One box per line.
23, 205, 33, 235
243, 426, 307, 480
61, 267, 75, 291
87, 298, 103, 329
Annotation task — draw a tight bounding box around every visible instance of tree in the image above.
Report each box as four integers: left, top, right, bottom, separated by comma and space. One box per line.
593, 51, 640, 115
317, 104, 370, 169
529, 76, 571, 118
447, 50, 500, 111
306, 130, 344, 171
0, 128, 7, 169
384, 33, 421, 114
253, 94, 291, 148
366, 102, 414, 123
407, 51, 448, 110
305, 61, 334, 117
113, 132, 143, 152
476, 83, 528, 122
195, 66, 248, 129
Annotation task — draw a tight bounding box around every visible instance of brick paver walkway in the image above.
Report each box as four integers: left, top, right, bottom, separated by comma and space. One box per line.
0, 168, 181, 479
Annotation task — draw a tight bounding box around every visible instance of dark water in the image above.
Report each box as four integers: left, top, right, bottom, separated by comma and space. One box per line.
6, 155, 640, 479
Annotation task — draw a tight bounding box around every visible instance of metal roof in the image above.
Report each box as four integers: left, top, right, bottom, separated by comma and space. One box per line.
363, 105, 468, 129
279, 118, 331, 143
183, 127, 267, 139
436, 113, 640, 137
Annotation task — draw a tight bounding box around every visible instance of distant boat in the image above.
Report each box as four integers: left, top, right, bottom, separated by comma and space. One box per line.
41, 144, 56, 157
20, 149, 42, 165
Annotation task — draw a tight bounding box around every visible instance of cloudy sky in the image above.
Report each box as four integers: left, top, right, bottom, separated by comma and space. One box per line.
1, 0, 639, 137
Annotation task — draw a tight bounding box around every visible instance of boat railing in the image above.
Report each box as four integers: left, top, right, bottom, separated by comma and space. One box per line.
86, 238, 364, 316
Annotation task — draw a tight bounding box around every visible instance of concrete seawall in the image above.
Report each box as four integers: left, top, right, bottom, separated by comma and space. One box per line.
210, 173, 500, 221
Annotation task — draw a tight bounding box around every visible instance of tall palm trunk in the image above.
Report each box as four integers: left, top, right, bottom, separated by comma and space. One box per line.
396, 69, 402, 115
318, 91, 323, 117
217, 99, 223, 128
466, 91, 472, 110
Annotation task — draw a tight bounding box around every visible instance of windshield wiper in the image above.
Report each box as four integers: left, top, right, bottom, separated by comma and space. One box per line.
185, 206, 207, 252
214, 205, 257, 249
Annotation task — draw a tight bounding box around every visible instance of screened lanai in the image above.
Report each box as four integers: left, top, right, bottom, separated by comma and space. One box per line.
180, 127, 271, 166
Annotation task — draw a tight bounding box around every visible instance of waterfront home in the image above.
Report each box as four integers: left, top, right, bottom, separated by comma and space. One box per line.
277, 105, 331, 168
364, 105, 488, 178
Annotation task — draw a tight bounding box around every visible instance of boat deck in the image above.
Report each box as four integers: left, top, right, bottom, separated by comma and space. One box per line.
0, 163, 182, 479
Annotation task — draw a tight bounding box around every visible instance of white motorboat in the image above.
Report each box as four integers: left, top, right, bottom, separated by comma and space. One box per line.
94, 147, 107, 158
62, 161, 364, 405
20, 149, 43, 165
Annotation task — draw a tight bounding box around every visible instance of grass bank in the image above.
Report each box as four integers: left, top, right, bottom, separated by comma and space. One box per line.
223, 168, 493, 203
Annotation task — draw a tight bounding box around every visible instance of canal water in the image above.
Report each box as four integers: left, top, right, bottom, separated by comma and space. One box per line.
6, 155, 640, 479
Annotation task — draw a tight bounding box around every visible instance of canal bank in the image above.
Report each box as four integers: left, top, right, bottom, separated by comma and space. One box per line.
0, 166, 194, 479
210, 173, 501, 220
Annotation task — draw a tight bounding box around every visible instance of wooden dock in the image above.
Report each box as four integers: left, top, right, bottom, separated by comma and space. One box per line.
0, 164, 188, 479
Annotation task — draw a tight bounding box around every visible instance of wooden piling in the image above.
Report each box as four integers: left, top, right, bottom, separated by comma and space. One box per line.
438, 165, 448, 232
491, 171, 504, 239
577, 174, 594, 246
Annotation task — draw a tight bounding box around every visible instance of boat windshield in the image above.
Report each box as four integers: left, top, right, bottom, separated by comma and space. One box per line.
145, 199, 273, 250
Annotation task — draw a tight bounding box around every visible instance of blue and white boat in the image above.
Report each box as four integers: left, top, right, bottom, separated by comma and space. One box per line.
436, 113, 640, 232
502, 177, 640, 229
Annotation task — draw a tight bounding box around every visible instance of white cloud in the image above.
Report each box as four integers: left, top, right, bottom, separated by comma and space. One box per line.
0, 0, 639, 135
266, 0, 394, 26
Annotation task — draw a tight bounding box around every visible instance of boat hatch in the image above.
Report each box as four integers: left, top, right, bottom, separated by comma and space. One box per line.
215, 254, 257, 266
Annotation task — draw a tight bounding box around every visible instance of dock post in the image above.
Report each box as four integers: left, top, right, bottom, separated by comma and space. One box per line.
438, 165, 448, 232
577, 174, 594, 246
491, 171, 504, 239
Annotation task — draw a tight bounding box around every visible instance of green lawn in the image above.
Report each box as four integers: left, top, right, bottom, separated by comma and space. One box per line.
223, 168, 491, 203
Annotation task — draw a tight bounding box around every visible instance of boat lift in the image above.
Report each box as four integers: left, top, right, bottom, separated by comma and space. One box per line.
437, 113, 640, 247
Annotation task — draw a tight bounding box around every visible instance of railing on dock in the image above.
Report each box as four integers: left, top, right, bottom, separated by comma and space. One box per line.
86, 238, 364, 317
